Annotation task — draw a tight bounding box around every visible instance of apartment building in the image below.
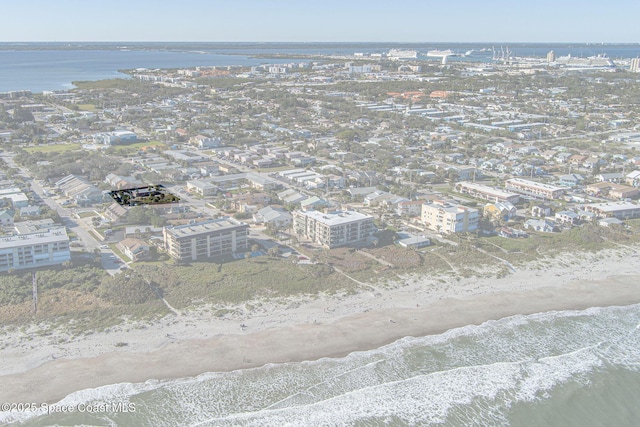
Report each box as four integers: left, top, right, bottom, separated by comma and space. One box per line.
421, 200, 479, 234
582, 202, 640, 219
0, 225, 70, 272
163, 218, 249, 261
455, 181, 520, 203
505, 178, 565, 200
293, 210, 375, 248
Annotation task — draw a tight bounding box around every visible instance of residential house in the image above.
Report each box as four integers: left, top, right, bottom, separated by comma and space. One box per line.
558, 174, 585, 187
397, 234, 431, 249
117, 238, 150, 262
103, 202, 128, 223
395, 200, 424, 217
531, 204, 552, 218
231, 193, 270, 211
300, 196, 331, 211
523, 219, 556, 233
105, 174, 144, 190
186, 180, 218, 197
19, 206, 40, 218
253, 206, 293, 228
625, 170, 640, 187
597, 173, 624, 183
555, 210, 579, 225
484, 202, 517, 221
0, 210, 13, 226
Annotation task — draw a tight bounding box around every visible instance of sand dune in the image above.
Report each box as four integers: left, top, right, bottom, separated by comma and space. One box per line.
1, 247, 639, 404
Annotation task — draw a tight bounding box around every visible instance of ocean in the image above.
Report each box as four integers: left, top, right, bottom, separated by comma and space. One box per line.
4, 303, 640, 426
1, 42, 640, 93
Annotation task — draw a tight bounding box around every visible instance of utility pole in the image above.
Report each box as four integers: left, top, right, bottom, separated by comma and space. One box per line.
32, 271, 38, 314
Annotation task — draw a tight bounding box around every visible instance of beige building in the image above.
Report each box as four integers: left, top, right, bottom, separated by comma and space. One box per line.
455, 181, 520, 203
293, 210, 375, 248
421, 200, 479, 234
163, 218, 249, 261
505, 178, 565, 200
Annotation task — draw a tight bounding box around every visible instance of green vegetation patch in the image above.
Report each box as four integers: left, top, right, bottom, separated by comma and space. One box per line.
76, 104, 96, 111
135, 257, 348, 308
23, 143, 82, 154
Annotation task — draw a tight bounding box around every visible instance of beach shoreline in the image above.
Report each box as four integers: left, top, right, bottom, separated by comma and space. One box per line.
1, 247, 639, 404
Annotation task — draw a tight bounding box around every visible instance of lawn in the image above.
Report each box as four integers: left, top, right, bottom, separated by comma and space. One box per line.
23, 143, 82, 154
76, 104, 96, 111
77, 211, 98, 218
108, 140, 168, 155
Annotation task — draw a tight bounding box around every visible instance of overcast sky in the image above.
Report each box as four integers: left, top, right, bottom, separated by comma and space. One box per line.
2, 0, 638, 43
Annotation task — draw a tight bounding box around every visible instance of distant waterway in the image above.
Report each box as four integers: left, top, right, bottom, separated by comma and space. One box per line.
0, 48, 300, 93
1, 42, 639, 93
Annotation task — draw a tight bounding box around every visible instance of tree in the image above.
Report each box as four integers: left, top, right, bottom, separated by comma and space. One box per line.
267, 247, 281, 258
11, 106, 35, 123
127, 206, 151, 224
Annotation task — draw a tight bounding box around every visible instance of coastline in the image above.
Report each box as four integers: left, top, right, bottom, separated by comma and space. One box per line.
1, 247, 639, 404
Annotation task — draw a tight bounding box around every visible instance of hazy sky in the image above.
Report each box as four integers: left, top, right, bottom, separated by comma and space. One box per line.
2, 0, 638, 43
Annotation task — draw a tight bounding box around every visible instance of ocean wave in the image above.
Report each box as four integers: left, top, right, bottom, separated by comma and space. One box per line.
6, 303, 640, 426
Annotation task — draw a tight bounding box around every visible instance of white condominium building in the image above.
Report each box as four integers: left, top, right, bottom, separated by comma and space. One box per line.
293, 210, 375, 248
0, 226, 70, 272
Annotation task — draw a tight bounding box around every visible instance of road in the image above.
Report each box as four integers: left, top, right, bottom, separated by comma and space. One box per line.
2, 151, 122, 275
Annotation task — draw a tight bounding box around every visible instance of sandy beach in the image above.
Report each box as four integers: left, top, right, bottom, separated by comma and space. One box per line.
1, 247, 639, 404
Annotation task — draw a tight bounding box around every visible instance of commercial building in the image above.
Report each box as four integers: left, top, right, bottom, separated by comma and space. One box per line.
0, 224, 70, 272
293, 210, 375, 248
505, 178, 565, 200
455, 182, 520, 203
163, 218, 249, 261
421, 200, 479, 234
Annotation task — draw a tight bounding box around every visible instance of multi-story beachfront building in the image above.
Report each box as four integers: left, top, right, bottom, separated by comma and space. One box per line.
421, 200, 479, 234
293, 210, 375, 248
163, 218, 249, 261
0, 225, 70, 272
505, 178, 565, 200
455, 181, 520, 204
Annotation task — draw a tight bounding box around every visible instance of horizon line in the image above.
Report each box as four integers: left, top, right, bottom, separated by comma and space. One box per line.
1, 40, 639, 45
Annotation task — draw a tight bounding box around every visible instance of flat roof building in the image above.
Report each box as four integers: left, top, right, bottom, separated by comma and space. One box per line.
163, 218, 249, 261
505, 178, 565, 200
455, 181, 520, 204
293, 210, 375, 248
583, 202, 640, 219
421, 200, 479, 234
0, 225, 70, 272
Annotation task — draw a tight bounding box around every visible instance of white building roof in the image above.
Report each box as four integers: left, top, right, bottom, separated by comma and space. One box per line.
299, 210, 373, 226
